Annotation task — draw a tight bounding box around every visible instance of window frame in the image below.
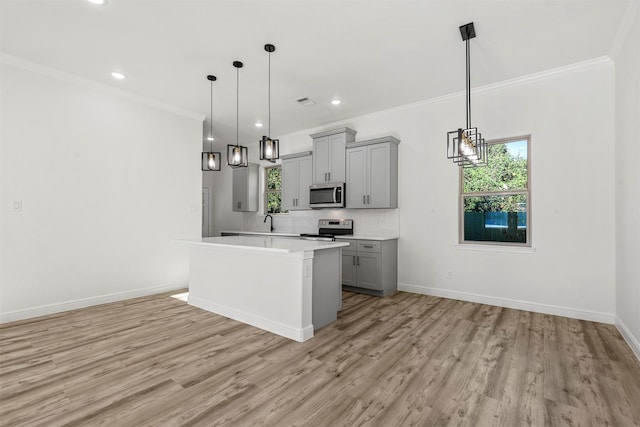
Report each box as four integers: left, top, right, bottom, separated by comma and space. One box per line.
458, 135, 532, 247
264, 164, 287, 215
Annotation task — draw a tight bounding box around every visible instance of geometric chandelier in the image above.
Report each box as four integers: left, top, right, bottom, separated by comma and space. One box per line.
227, 60, 249, 167
259, 43, 280, 163
201, 74, 221, 171
447, 22, 488, 168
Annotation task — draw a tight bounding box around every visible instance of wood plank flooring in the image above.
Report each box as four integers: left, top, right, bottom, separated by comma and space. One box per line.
1, 290, 639, 426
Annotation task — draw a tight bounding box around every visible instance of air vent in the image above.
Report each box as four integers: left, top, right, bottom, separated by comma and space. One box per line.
296, 97, 316, 106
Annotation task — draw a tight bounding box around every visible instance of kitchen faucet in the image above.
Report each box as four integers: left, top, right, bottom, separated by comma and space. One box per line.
264, 214, 274, 232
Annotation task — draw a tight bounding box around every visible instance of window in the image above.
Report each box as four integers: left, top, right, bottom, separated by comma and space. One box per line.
460, 136, 530, 246
265, 165, 286, 214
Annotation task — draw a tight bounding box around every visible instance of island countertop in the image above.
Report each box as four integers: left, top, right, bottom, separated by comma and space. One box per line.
181, 236, 349, 253
220, 231, 399, 241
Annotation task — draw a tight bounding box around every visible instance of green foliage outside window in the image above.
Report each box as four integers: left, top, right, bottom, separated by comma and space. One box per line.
266, 166, 286, 214
461, 138, 529, 244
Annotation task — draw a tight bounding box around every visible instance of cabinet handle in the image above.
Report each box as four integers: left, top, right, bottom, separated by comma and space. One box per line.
352, 255, 356, 265
328, 172, 331, 181
324, 172, 327, 181
357, 256, 360, 266
363, 195, 366, 204
367, 195, 370, 204
363, 245, 373, 248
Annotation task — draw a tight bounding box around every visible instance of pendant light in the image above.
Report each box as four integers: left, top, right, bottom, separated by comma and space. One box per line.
201, 75, 221, 171
259, 44, 279, 162
446, 22, 488, 168
227, 61, 248, 167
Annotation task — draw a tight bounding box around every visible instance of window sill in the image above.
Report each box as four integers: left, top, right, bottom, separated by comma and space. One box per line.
455, 244, 536, 254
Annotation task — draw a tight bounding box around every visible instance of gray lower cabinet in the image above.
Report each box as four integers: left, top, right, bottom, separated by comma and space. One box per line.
341, 239, 397, 296
232, 163, 259, 212
346, 136, 399, 208
281, 152, 312, 210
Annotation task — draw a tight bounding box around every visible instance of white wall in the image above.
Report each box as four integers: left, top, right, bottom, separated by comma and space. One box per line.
244, 58, 616, 323
0, 58, 203, 321
613, 3, 640, 357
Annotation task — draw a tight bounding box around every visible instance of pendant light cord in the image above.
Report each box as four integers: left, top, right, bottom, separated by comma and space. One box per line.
268, 51, 271, 137
236, 65, 239, 148
210, 80, 214, 151
466, 38, 471, 130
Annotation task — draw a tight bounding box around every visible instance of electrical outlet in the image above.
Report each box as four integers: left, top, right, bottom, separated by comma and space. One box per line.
446, 269, 453, 279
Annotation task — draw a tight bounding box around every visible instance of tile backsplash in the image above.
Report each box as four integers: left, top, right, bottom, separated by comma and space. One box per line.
243, 209, 399, 236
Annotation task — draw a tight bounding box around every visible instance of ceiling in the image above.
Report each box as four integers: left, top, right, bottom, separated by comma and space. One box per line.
0, 0, 631, 150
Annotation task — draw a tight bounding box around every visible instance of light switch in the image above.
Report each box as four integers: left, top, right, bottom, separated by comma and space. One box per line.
12, 200, 22, 212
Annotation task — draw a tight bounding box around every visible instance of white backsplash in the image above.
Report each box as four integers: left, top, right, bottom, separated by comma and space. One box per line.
243, 209, 399, 236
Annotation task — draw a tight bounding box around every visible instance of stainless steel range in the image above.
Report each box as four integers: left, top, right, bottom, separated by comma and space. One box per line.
299, 219, 353, 241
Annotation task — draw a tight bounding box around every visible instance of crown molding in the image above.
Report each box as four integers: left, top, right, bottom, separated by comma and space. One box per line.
306, 56, 613, 129
609, 0, 639, 60
0, 52, 204, 121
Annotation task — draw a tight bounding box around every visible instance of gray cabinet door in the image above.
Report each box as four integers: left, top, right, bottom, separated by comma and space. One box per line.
281, 158, 298, 211
232, 167, 247, 211
356, 252, 382, 290
367, 143, 390, 208
328, 133, 346, 183
346, 145, 367, 208
342, 251, 357, 287
282, 155, 312, 211
312, 136, 329, 183
232, 164, 258, 212
345, 139, 398, 209
296, 155, 312, 208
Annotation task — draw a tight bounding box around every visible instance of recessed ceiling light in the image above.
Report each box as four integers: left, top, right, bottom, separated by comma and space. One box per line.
207, 137, 214, 141
255, 122, 263, 128
87, 0, 105, 4
111, 72, 126, 80
331, 99, 342, 106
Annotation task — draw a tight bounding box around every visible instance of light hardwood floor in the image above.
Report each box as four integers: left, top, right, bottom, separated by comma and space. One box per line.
1, 290, 639, 426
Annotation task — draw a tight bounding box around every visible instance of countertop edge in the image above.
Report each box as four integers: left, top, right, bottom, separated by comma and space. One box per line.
178, 237, 349, 253
220, 231, 399, 241
335, 235, 399, 241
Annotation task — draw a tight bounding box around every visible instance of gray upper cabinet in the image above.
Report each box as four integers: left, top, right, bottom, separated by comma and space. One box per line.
346, 136, 400, 209
281, 152, 312, 211
232, 163, 259, 212
310, 127, 356, 184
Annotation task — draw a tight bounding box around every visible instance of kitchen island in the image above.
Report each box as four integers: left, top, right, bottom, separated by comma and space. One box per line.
182, 236, 349, 342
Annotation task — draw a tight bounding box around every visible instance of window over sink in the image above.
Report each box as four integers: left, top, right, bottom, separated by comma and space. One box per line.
460, 135, 530, 246
265, 165, 287, 214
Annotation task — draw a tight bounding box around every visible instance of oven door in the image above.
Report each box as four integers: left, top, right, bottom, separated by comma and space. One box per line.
309, 183, 345, 208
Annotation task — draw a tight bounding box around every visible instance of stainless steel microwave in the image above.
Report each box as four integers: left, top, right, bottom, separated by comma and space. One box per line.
309, 182, 345, 208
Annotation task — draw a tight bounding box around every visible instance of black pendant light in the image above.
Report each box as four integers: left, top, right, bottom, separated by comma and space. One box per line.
227, 61, 248, 167
201, 75, 221, 171
446, 22, 488, 168
259, 43, 279, 162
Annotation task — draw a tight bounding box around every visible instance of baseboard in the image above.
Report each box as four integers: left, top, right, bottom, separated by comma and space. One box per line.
0, 284, 187, 324
188, 295, 314, 342
616, 316, 640, 362
398, 283, 615, 324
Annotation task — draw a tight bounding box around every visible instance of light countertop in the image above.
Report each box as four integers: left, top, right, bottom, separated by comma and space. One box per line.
220, 231, 398, 241
335, 234, 399, 241
220, 230, 302, 238
181, 236, 349, 253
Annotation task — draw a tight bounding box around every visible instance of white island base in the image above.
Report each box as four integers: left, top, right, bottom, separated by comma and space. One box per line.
184, 236, 348, 342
